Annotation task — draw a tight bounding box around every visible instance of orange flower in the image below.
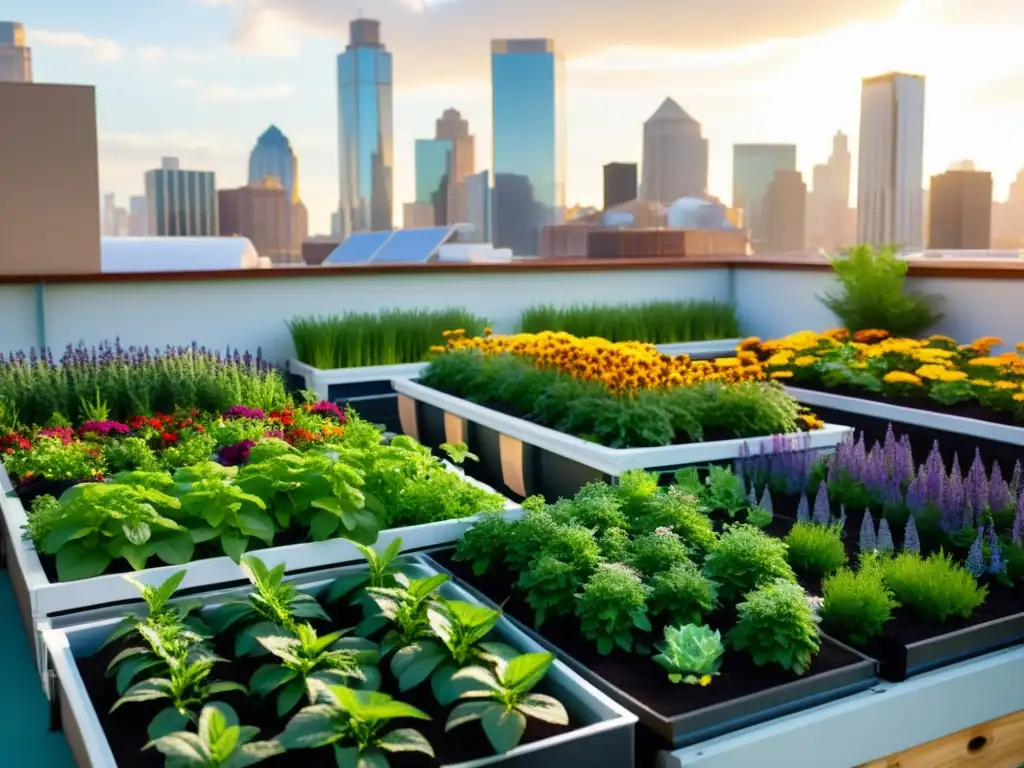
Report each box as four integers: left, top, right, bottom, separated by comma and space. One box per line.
852, 329, 890, 344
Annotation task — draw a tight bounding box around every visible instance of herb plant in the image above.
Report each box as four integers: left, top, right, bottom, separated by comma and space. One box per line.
452, 513, 513, 576
785, 522, 848, 576
626, 528, 690, 575
702, 466, 746, 518
647, 561, 719, 626
653, 624, 725, 685
367, 573, 450, 655
727, 579, 821, 675
575, 563, 652, 655
144, 702, 283, 767
882, 551, 988, 623
702, 525, 796, 602
518, 556, 585, 626
820, 559, 899, 644
445, 652, 569, 753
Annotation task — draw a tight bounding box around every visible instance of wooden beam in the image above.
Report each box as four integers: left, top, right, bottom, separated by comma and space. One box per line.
858, 710, 1024, 768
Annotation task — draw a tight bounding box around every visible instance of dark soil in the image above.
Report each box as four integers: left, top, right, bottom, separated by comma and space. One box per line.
74, 592, 576, 767
429, 549, 867, 721
14, 477, 98, 508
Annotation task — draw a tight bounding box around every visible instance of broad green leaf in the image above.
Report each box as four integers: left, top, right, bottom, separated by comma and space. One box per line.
445, 701, 490, 731
391, 643, 447, 692
222, 531, 250, 563
112, 678, 172, 710
106, 645, 151, 675
146, 732, 208, 763
147, 706, 191, 741
237, 621, 289, 657
188, 525, 221, 544
344, 510, 380, 545
41, 521, 93, 554
116, 656, 163, 695
154, 570, 187, 606
210, 726, 241, 763
123, 521, 152, 546
120, 542, 152, 571
278, 704, 341, 750
378, 728, 434, 756
310, 497, 343, 515
499, 652, 554, 693
516, 693, 569, 725
329, 687, 430, 722
632, 611, 652, 632
481, 706, 527, 754
55, 542, 112, 582
324, 573, 368, 603
209, 601, 254, 634
99, 619, 138, 650
443, 664, 501, 703
277, 678, 307, 717
227, 740, 286, 768
238, 508, 276, 544
250, 664, 298, 697
207, 681, 248, 697
154, 533, 195, 566
291, 595, 330, 621
310, 510, 340, 541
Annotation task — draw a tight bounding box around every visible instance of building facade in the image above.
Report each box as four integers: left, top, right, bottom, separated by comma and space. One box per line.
434, 108, 475, 224
732, 144, 797, 250
640, 98, 708, 204
763, 169, 807, 254
807, 131, 852, 253
927, 168, 993, 250
0, 22, 31, 83
218, 178, 290, 262
491, 38, 566, 255
128, 195, 148, 236
603, 162, 637, 210
337, 18, 393, 236
857, 72, 926, 249
465, 170, 491, 243
414, 138, 452, 225
249, 125, 306, 259
144, 157, 218, 237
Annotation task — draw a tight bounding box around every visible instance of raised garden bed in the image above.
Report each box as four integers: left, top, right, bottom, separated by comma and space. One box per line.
1, 461, 521, 672
393, 378, 851, 501
42, 557, 637, 768
421, 550, 877, 750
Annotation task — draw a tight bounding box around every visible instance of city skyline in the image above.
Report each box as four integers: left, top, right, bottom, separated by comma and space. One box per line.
6, 0, 1024, 233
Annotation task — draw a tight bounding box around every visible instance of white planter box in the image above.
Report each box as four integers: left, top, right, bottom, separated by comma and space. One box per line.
786, 386, 1024, 447
288, 359, 427, 401
393, 378, 852, 479
654, 338, 741, 358
42, 559, 638, 768
0, 462, 520, 672
656, 645, 1024, 768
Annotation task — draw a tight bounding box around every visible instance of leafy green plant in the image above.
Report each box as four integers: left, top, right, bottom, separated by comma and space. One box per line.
445, 652, 568, 753
557, 483, 629, 534
440, 441, 478, 465
647, 561, 719, 626
820, 558, 899, 644
144, 702, 283, 767
102, 436, 161, 472
576, 563, 651, 655
820, 244, 942, 336
702, 524, 796, 602
727, 579, 821, 674
653, 624, 725, 685
785, 522, 848, 576
502, 506, 564, 572
367, 573, 449, 655
250, 624, 380, 716
324, 539, 409, 635
453, 513, 514, 576
517, 556, 584, 627
629, 489, 718, 562
626, 528, 691, 575
702, 466, 746, 518
3, 435, 104, 481
882, 551, 988, 623
279, 685, 433, 768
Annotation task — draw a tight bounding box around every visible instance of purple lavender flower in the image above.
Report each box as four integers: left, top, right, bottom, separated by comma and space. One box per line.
758, 487, 774, 518
812, 481, 830, 525
986, 525, 1006, 575
1014, 494, 1023, 546
863, 447, 887, 502
1011, 460, 1022, 499
905, 471, 926, 517
882, 474, 904, 511
310, 400, 346, 422
224, 405, 267, 421
965, 448, 988, 520
903, 515, 921, 554
943, 464, 966, 534
876, 518, 894, 554
796, 493, 810, 523
923, 441, 945, 509
882, 423, 897, 473
965, 527, 985, 578
859, 510, 877, 553
896, 435, 915, 485
988, 461, 1013, 513
218, 439, 256, 466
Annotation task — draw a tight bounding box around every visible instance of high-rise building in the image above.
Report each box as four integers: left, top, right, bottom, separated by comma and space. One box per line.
128, 195, 148, 236
763, 169, 807, 254
465, 170, 491, 243
927, 166, 993, 250
857, 72, 926, 249
491, 38, 566, 255
435, 108, 475, 224
144, 157, 218, 236
640, 98, 708, 204
732, 144, 797, 249
337, 18, 393, 236
0, 22, 32, 83
807, 131, 852, 252
102, 192, 117, 237
0, 82, 100, 274
218, 177, 290, 261
993, 168, 1024, 247
248, 125, 305, 258
414, 139, 452, 226
402, 202, 436, 229
603, 163, 638, 210
113, 206, 129, 237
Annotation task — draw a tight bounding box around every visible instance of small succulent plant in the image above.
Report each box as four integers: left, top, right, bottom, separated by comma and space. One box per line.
652, 623, 724, 685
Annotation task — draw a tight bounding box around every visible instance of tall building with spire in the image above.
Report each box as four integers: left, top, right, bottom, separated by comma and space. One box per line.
411, 108, 476, 226
248, 125, 307, 259
640, 98, 708, 203
336, 18, 393, 236
0, 22, 31, 82
807, 131, 853, 252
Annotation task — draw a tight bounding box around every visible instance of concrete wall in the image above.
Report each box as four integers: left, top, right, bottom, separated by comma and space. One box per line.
0, 284, 36, 353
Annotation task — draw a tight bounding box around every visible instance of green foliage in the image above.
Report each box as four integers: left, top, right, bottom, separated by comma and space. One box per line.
517, 300, 740, 343
727, 579, 821, 675
287, 308, 487, 369
554, 482, 629, 534
626, 529, 691, 575
518, 556, 587, 627
701, 466, 747, 517
882, 551, 988, 623
102, 436, 160, 472
445, 652, 568, 754
279, 685, 433, 768
820, 558, 898, 644
146, 702, 283, 767
440, 441, 478, 465
367, 572, 450, 655
653, 624, 725, 684
647, 561, 719, 626
820, 244, 943, 336
785, 522, 848, 576
575, 563, 652, 655
3, 435, 104, 481
453, 513, 514, 576
702, 525, 796, 603
503, 508, 564, 572
632, 490, 719, 562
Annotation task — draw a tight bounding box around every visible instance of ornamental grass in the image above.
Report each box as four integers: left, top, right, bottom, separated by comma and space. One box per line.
518, 300, 740, 344
288, 308, 488, 370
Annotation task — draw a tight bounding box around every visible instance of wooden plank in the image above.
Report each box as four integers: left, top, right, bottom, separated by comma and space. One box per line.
857, 709, 1024, 768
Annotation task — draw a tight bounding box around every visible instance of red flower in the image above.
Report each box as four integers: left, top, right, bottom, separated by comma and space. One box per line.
193, 425, 206, 433
148, 418, 163, 430
161, 432, 178, 443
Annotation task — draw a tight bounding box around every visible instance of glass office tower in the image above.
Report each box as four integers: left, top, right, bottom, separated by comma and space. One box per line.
414, 138, 452, 225
732, 144, 797, 247
337, 19, 393, 236
491, 39, 565, 255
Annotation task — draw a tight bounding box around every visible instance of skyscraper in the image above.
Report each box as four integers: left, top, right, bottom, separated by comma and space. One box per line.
603, 163, 638, 210
0, 22, 32, 83
144, 157, 218, 236
465, 170, 491, 243
128, 195, 148, 236
640, 98, 708, 203
857, 72, 926, 249
414, 138, 452, 225
435, 108, 475, 224
732, 144, 797, 249
219, 177, 290, 261
927, 166, 993, 249
763, 170, 807, 254
491, 38, 566, 255
337, 18, 393, 236
248, 125, 305, 258
807, 131, 852, 252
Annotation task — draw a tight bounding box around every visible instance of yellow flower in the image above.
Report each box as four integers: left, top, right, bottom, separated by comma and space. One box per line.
793, 356, 818, 367
714, 357, 741, 368
916, 364, 951, 381
765, 352, 792, 367
971, 379, 993, 387
699, 675, 712, 687
770, 370, 794, 379
883, 371, 922, 386
994, 381, 1018, 390
1014, 393, 1024, 402
429, 345, 446, 353
968, 357, 1006, 368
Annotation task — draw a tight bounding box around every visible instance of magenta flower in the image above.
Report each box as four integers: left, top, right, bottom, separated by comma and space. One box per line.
224, 405, 266, 420
310, 401, 345, 422
218, 439, 256, 466
79, 420, 131, 437
264, 429, 285, 439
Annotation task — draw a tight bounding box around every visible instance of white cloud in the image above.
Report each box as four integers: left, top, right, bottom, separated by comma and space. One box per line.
31, 29, 123, 62
136, 45, 212, 63
171, 77, 295, 102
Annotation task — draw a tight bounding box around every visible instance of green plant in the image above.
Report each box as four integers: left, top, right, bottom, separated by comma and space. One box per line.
517, 556, 585, 626
647, 561, 719, 626
3, 435, 104, 481
629, 489, 718, 562
367, 572, 450, 655
558, 483, 628, 534
445, 652, 568, 753
440, 441, 478, 465
502, 506, 563, 572
701, 466, 746, 518
702, 524, 796, 602
653, 624, 725, 685
882, 551, 988, 623
785, 522, 848, 576
820, 244, 943, 336
820, 558, 898, 644
102, 436, 160, 472
626, 528, 691, 575
453, 513, 514, 576
250, 623, 380, 716
279, 685, 433, 768
324, 539, 409, 634
728, 579, 820, 674
144, 702, 283, 767
576, 563, 651, 655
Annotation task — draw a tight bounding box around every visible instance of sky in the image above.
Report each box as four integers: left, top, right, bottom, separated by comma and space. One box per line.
9, 0, 1024, 234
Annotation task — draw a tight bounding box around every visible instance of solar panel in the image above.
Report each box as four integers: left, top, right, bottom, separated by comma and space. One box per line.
323, 231, 393, 265
370, 227, 453, 263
